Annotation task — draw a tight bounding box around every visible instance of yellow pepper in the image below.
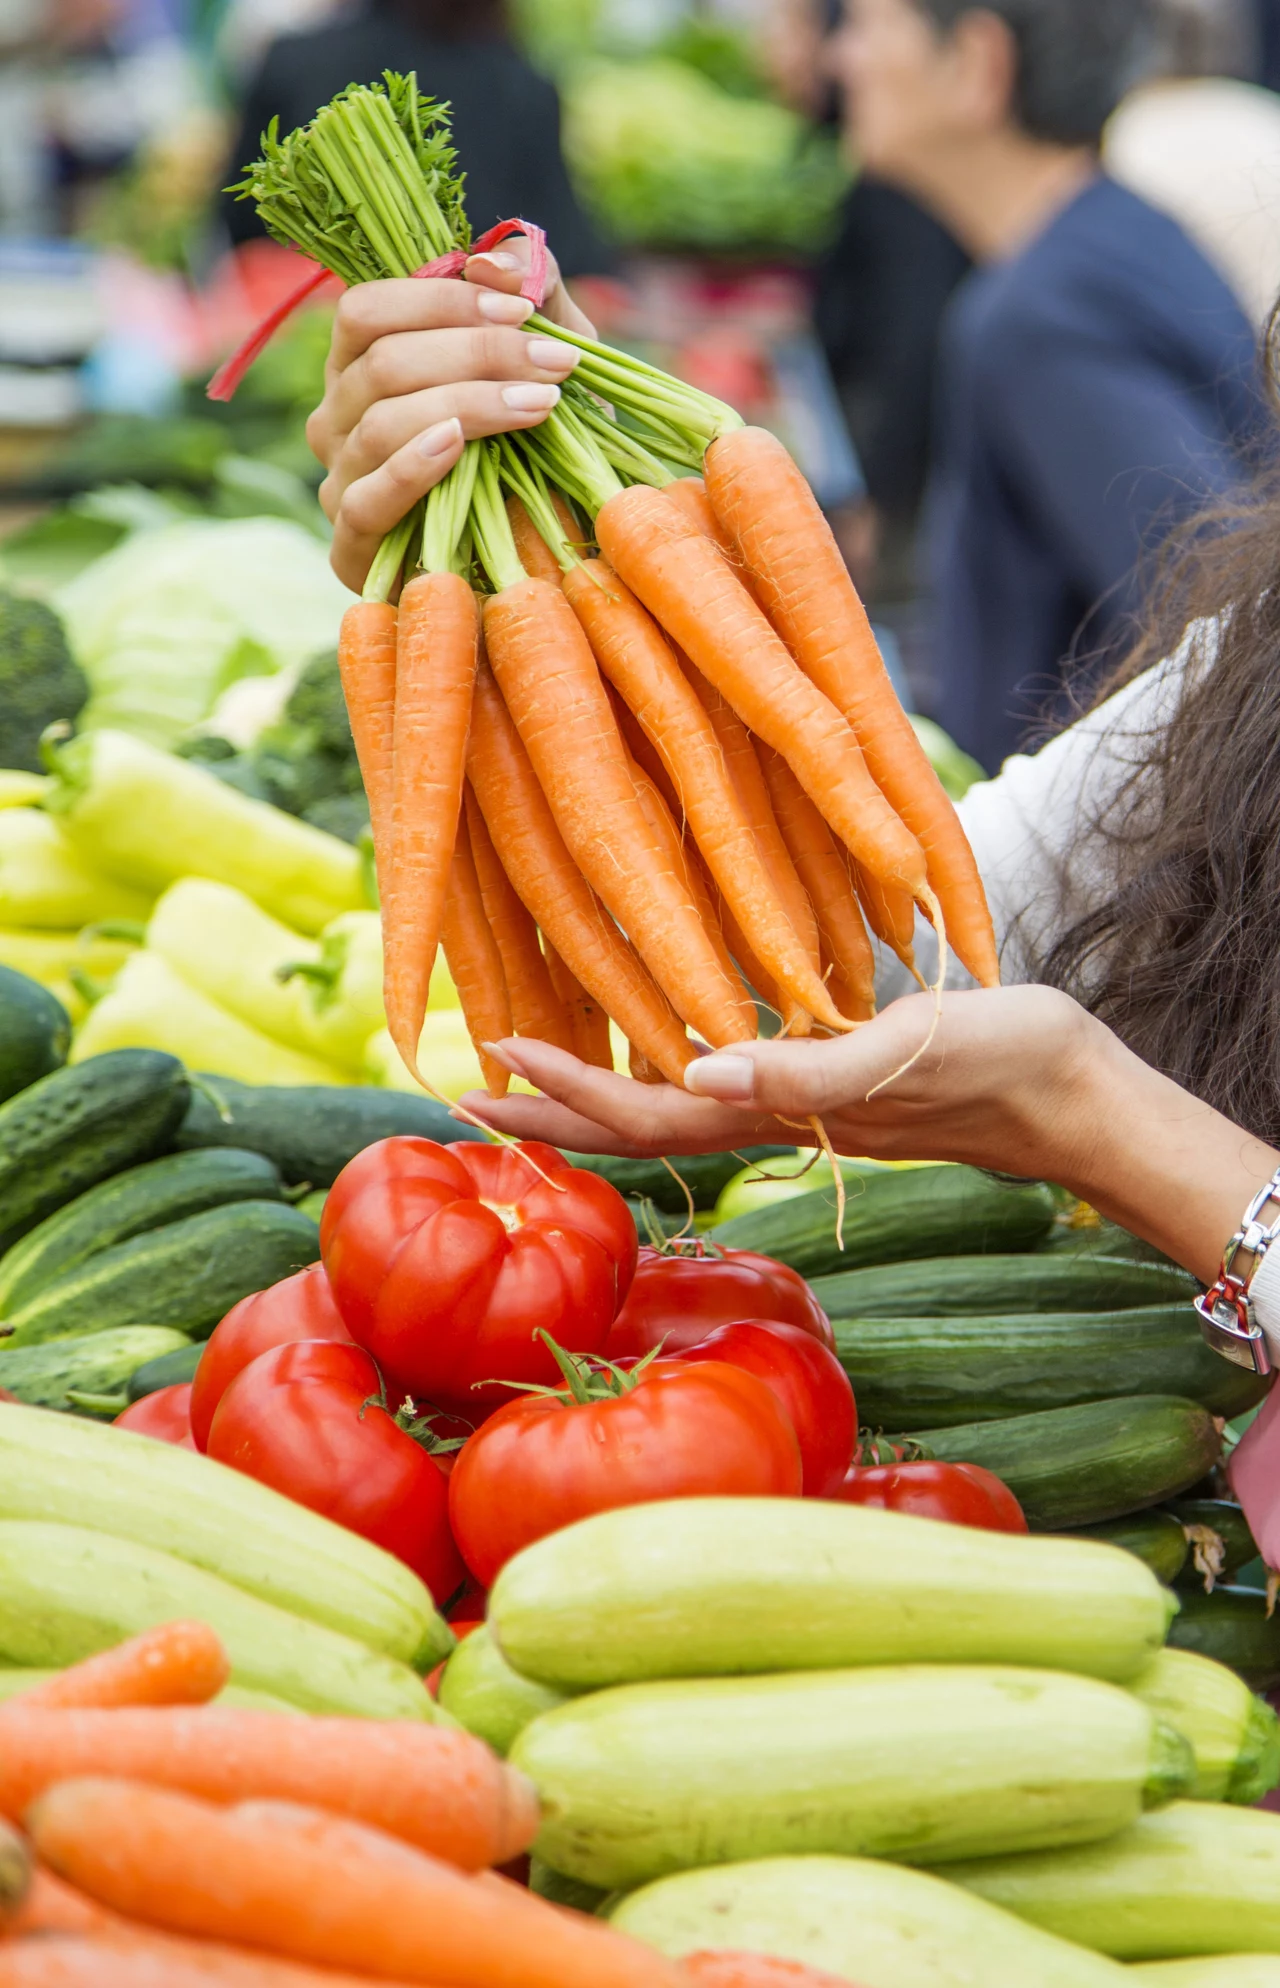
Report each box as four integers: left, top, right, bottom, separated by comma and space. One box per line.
286, 911, 386, 1070
0, 811, 152, 930
147, 878, 322, 1055
0, 773, 49, 810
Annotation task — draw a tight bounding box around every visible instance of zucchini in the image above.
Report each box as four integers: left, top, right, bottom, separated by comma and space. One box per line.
563, 1147, 792, 1215
0, 1049, 188, 1251
0, 1147, 284, 1317
0, 1403, 450, 1671
3, 1200, 320, 1348
1066, 1512, 1190, 1586
708, 1166, 1056, 1280
949, 1802, 1280, 1960
528, 1859, 610, 1915
437, 1624, 568, 1757
0, 1519, 433, 1720
1170, 1500, 1259, 1590
896, 1397, 1222, 1531
175, 1075, 485, 1186
609, 1855, 1127, 1988
127, 1340, 202, 1402
1127, 1648, 1280, 1804
0, 966, 68, 1105
812, 1253, 1196, 1319
1167, 1585, 1280, 1691
487, 1496, 1175, 1692
0, 1327, 189, 1414
838, 1310, 1264, 1429
511, 1668, 1192, 1891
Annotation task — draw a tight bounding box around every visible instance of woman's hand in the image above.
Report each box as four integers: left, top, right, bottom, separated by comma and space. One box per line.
307, 240, 594, 592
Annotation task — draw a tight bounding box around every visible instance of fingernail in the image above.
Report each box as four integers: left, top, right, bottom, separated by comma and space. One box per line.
476, 290, 533, 324
419, 416, 463, 457
477, 250, 521, 272
501, 383, 560, 412
482, 1039, 528, 1075
684, 1053, 756, 1101
526, 336, 580, 374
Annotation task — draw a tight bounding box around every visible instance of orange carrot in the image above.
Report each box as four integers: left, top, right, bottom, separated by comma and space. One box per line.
683, 1954, 862, 1988
463, 786, 574, 1052
542, 939, 614, 1069
0, 1819, 27, 1923
2, 1867, 125, 1940
662, 477, 738, 561
7, 1625, 228, 1714
0, 1932, 423, 1987
759, 748, 876, 1022
627, 753, 746, 1007
564, 561, 851, 1034
483, 578, 755, 1049
852, 862, 920, 978
441, 810, 513, 1099
506, 493, 578, 583
467, 661, 693, 1083
337, 601, 398, 879
384, 572, 479, 1081
628, 1045, 664, 1083
29, 1781, 683, 1988
705, 427, 998, 986
0, 1708, 536, 1873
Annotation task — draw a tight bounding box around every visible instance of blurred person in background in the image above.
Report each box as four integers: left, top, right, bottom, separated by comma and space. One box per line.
220, 0, 611, 281
831, 0, 1261, 773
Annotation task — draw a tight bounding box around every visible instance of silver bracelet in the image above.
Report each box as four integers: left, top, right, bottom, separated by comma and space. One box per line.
1194, 1165, 1280, 1377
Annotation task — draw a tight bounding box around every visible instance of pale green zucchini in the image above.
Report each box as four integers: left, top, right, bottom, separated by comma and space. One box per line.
437, 1624, 568, 1758
511, 1665, 1192, 1891
1132, 1963, 1280, 1984
609, 1855, 1128, 1987
1128, 1648, 1280, 1803
488, 1497, 1175, 1692
949, 1801, 1280, 1959
0, 1403, 450, 1671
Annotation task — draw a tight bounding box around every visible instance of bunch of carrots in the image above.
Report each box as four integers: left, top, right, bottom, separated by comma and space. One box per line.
221, 77, 998, 1143
0, 1620, 855, 1988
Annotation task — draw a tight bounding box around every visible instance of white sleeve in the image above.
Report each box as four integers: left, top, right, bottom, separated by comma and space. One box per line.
1244, 1248, 1280, 1360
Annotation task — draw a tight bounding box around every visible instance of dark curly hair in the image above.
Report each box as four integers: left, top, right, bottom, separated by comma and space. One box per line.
377, 0, 509, 40
915, 0, 1152, 145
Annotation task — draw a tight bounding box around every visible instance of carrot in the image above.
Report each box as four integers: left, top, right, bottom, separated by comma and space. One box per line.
2, 1867, 124, 1940
705, 427, 998, 986
0, 1933, 422, 1987
506, 493, 578, 584
851, 861, 921, 979
564, 561, 852, 1034
0, 1708, 537, 1872
467, 660, 693, 1084
337, 601, 398, 860
6, 1624, 228, 1713
383, 571, 479, 1082
758, 748, 876, 1022
662, 477, 738, 561
628, 1045, 664, 1084
683, 1954, 862, 1988
0, 1820, 27, 1924
441, 810, 513, 1099
483, 577, 755, 1049
463, 786, 574, 1053
542, 940, 614, 1069
28, 1781, 683, 1988
627, 753, 745, 1007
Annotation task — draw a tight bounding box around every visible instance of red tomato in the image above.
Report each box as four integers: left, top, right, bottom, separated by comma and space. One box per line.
189, 1262, 350, 1452
448, 1359, 803, 1586
606, 1244, 833, 1359
321, 1138, 637, 1411
835, 1460, 1028, 1534
674, 1319, 856, 1498
206, 1340, 466, 1602
115, 1384, 196, 1449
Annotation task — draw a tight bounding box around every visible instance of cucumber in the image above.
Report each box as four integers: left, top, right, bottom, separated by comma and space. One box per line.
1170, 1500, 1259, 1590
895, 1397, 1223, 1531
812, 1253, 1197, 1319
1066, 1512, 1190, 1586
175, 1075, 485, 1186
1041, 1216, 1180, 1265
609, 1856, 1128, 1988
487, 1496, 1175, 1692
3, 1200, 320, 1348
1133, 1964, 1280, 1984
437, 1624, 568, 1757
0, 966, 69, 1105
0, 1519, 433, 1720
528, 1859, 610, 1915
708, 1165, 1056, 1280
0, 1403, 450, 1670
511, 1667, 1191, 1891
949, 1802, 1280, 1961
0, 1147, 285, 1317
0, 1326, 189, 1414
0, 1049, 188, 1251
127, 1340, 203, 1402
838, 1310, 1264, 1429
1127, 1648, 1280, 1805
1168, 1585, 1280, 1691
563, 1147, 792, 1215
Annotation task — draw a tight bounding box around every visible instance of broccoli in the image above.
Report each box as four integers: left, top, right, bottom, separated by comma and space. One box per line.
0, 592, 89, 773
282, 649, 354, 759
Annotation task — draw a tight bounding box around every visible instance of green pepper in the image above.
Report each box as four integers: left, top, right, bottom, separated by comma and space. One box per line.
0, 809, 152, 930
147, 877, 323, 1056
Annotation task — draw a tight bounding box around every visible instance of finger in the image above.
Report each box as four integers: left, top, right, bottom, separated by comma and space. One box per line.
324, 376, 567, 515
479, 1039, 782, 1153
455, 1091, 658, 1155
328, 278, 536, 375
325, 415, 465, 593
330, 324, 581, 441
465, 243, 597, 338
684, 997, 945, 1113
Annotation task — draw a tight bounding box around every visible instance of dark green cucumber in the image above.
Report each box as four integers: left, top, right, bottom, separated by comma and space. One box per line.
836, 1306, 1266, 1429
565, 1147, 792, 1215
126, 1339, 203, 1402
1168, 1585, 1280, 1691
1064, 1511, 1190, 1585
0, 1050, 188, 1252
812, 1253, 1196, 1320
0, 1147, 284, 1318
174, 1076, 484, 1186
0, 1326, 190, 1414
1039, 1216, 1180, 1267
895, 1396, 1222, 1531
3, 1201, 320, 1348
1170, 1499, 1260, 1590
0, 967, 69, 1104
708, 1166, 1056, 1281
